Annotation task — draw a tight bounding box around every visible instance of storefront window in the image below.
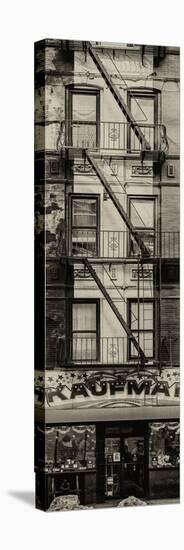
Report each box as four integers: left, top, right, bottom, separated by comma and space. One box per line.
36, 425, 96, 473
149, 422, 180, 469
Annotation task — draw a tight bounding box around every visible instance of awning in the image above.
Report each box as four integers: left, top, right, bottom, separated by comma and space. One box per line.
35, 405, 179, 424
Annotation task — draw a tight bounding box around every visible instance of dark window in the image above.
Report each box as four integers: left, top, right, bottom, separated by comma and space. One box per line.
129, 196, 156, 256
67, 88, 100, 148
127, 90, 159, 150
37, 425, 96, 472
161, 263, 179, 284
71, 299, 100, 362
128, 299, 154, 359
69, 194, 100, 257
149, 422, 180, 469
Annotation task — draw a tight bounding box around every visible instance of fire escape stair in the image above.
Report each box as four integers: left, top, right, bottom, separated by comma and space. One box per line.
85, 150, 150, 257
83, 257, 146, 365
87, 42, 151, 151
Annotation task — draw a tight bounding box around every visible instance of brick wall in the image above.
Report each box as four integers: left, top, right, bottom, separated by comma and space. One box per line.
46, 297, 66, 368
161, 187, 180, 232
160, 295, 179, 363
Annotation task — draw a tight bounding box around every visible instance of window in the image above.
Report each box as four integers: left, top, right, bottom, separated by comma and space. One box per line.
128, 299, 154, 359
71, 300, 100, 362
67, 88, 100, 148
69, 194, 100, 257
129, 196, 155, 256
37, 425, 96, 472
127, 90, 159, 150
149, 422, 180, 469
161, 263, 179, 284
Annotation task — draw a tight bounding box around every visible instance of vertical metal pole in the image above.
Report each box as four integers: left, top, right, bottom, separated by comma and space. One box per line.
84, 428, 87, 462
138, 255, 140, 371
159, 165, 162, 373
54, 430, 59, 468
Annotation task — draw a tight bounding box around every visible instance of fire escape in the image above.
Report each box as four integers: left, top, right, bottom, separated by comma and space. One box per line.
60, 42, 179, 370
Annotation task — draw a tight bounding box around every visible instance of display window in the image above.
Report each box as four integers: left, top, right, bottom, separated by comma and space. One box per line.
149, 422, 180, 469
36, 424, 96, 472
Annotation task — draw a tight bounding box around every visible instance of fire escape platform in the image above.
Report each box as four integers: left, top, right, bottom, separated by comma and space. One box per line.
57, 360, 160, 370
65, 256, 158, 265
62, 147, 164, 163
62, 147, 143, 160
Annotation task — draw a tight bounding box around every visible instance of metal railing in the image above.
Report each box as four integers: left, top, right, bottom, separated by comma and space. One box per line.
50, 334, 179, 366
56, 337, 137, 365
63, 121, 168, 152
69, 231, 179, 259
160, 333, 179, 365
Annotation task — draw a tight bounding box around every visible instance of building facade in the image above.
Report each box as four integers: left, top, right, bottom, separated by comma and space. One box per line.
35, 40, 180, 510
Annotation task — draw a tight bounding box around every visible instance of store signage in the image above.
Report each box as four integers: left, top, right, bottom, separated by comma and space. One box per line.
35, 368, 179, 410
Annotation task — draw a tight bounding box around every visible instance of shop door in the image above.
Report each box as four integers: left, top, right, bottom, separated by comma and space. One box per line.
104, 437, 121, 498
104, 435, 145, 499
121, 436, 145, 498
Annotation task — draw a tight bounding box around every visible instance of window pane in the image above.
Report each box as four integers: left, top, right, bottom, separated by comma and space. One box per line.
72, 229, 97, 257
129, 96, 155, 150
44, 428, 56, 464
130, 231, 155, 256
130, 303, 153, 330
72, 124, 97, 148
72, 94, 96, 121
72, 199, 97, 227
130, 96, 154, 125
43, 425, 96, 471
72, 303, 96, 331
130, 302, 139, 329
149, 422, 180, 469
130, 199, 154, 228
130, 332, 153, 357
72, 335, 97, 361
144, 303, 154, 321
57, 425, 96, 468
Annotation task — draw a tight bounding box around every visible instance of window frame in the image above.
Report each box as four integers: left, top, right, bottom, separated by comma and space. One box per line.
128, 195, 156, 257
149, 422, 180, 470
68, 193, 100, 257
127, 298, 155, 360
69, 298, 100, 363
127, 88, 160, 151
66, 86, 100, 148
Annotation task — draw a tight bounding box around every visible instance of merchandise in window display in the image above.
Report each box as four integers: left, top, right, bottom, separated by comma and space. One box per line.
149, 422, 180, 468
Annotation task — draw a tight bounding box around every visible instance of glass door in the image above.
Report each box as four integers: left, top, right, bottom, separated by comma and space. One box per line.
104, 437, 121, 498
121, 436, 145, 498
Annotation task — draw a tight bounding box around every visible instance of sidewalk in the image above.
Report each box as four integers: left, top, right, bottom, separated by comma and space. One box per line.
92, 498, 179, 509
147, 498, 179, 506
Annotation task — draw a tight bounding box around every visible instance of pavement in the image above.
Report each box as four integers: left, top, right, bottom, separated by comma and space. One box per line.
92, 498, 179, 509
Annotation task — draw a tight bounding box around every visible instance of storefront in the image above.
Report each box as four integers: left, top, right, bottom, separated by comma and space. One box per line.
35, 424, 97, 508
35, 418, 179, 509
97, 420, 179, 501
35, 366, 179, 508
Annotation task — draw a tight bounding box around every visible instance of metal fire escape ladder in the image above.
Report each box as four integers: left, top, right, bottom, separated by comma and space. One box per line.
85, 150, 150, 257
83, 258, 146, 365
87, 42, 151, 151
